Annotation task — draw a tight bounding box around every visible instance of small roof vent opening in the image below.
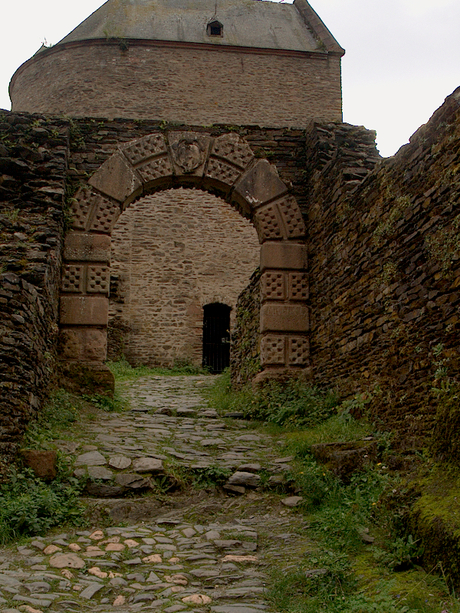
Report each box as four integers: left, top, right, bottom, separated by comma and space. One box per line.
207, 20, 223, 37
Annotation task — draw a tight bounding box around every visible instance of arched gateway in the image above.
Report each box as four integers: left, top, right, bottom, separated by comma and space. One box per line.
59, 131, 309, 390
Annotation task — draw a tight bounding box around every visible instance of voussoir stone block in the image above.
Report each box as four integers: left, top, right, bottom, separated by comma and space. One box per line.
211, 133, 254, 169
60, 296, 109, 326
260, 242, 307, 271
233, 159, 288, 209
64, 232, 111, 263
260, 304, 309, 333
89, 152, 142, 204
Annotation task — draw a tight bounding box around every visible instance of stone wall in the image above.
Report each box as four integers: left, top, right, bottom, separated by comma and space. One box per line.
230, 270, 261, 389
109, 188, 259, 367
306, 88, 460, 439
10, 42, 342, 129
64, 120, 307, 369
0, 112, 68, 461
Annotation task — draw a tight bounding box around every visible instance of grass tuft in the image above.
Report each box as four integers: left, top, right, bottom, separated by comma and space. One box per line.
207, 369, 338, 427
108, 359, 210, 381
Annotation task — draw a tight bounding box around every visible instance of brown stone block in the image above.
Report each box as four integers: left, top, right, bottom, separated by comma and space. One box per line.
64, 232, 111, 263
260, 334, 286, 365
260, 304, 309, 333
21, 450, 57, 481
61, 264, 85, 293
260, 272, 286, 301
260, 242, 307, 271
60, 296, 108, 326
254, 203, 284, 242
275, 194, 306, 238
288, 336, 310, 365
89, 152, 142, 204
233, 159, 288, 210
59, 327, 107, 361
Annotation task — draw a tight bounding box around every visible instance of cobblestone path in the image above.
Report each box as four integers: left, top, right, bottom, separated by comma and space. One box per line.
0, 376, 310, 613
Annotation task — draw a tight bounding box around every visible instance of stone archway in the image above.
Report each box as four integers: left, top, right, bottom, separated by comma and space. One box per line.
59, 131, 309, 390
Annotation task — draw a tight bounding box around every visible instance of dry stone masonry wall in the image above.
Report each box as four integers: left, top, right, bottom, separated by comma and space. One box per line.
305, 88, 460, 437
0, 112, 68, 460
1, 90, 460, 455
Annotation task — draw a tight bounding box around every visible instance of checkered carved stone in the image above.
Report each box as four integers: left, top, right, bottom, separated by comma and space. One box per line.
278, 195, 306, 238
137, 155, 173, 183
70, 189, 100, 231
62, 265, 84, 293
87, 266, 110, 294
89, 199, 121, 234
211, 134, 254, 169
206, 158, 243, 186
288, 337, 310, 366
261, 272, 286, 301
254, 204, 283, 241
122, 134, 168, 166
289, 273, 309, 301
261, 335, 286, 366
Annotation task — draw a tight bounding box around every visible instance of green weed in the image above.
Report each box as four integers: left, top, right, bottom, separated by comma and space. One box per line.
0, 464, 86, 544
22, 389, 79, 448
190, 465, 232, 488
82, 391, 128, 413
207, 370, 338, 427
285, 414, 372, 451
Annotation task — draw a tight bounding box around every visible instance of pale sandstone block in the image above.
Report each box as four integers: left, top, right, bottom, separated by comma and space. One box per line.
89, 152, 142, 203
260, 304, 309, 333
64, 232, 111, 263
234, 159, 288, 209
260, 242, 307, 271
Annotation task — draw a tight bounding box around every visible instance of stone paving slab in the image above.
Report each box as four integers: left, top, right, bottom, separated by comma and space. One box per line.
0, 374, 309, 612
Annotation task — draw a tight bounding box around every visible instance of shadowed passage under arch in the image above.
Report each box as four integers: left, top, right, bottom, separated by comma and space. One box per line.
59, 131, 309, 390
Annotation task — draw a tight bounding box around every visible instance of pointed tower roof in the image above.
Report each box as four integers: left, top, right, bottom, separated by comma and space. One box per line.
53, 0, 343, 55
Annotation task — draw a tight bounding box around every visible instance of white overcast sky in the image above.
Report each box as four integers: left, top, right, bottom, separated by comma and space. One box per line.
1, 0, 459, 157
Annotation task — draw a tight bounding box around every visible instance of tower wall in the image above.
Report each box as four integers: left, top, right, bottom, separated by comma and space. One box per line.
10, 42, 342, 127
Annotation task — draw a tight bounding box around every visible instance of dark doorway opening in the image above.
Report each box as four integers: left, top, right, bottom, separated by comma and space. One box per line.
202, 303, 231, 373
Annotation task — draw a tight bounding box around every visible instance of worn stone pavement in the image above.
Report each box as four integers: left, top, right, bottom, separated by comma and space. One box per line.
0, 375, 310, 613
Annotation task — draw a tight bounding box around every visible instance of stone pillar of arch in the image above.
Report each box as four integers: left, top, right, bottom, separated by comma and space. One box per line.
59, 131, 309, 393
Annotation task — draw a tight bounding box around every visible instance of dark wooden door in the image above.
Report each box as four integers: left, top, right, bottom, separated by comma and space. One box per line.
202, 303, 231, 373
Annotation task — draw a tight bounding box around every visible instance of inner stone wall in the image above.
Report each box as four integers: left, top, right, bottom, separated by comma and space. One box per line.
109, 188, 259, 366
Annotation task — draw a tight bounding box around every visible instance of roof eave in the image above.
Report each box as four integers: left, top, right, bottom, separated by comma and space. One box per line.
293, 0, 345, 56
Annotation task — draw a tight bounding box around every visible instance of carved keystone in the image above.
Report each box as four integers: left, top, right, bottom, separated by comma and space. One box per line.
260, 242, 306, 271
169, 132, 211, 178
89, 152, 142, 204
260, 304, 309, 333
64, 233, 111, 264
60, 296, 109, 326
233, 159, 288, 211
